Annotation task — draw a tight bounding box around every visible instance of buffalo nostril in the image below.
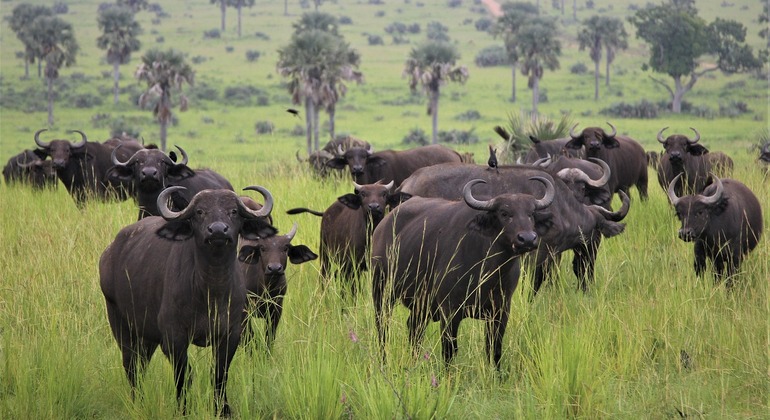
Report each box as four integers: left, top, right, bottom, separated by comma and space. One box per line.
267, 263, 283, 273
208, 222, 228, 234
516, 232, 537, 246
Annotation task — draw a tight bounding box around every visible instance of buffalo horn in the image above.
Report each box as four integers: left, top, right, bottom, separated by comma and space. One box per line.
530, 176, 555, 210
532, 155, 552, 167
111, 144, 128, 166
569, 123, 580, 139
353, 181, 364, 191
605, 122, 617, 138
586, 157, 611, 187
174, 145, 189, 166
698, 174, 723, 205
241, 186, 274, 218
762, 142, 770, 154
16, 155, 39, 168
69, 130, 87, 148
462, 179, 494, 211
657, 127, 668, 144
590, 191, 630, 222
688, 127, 700, 144
365, 143, 373, 155
667, 173, 683, 206
34, 128, 50, 148
383, 180, 395, 191
157, 186, 192, 220
295, 150, 304, 163
285, 222, 298, 241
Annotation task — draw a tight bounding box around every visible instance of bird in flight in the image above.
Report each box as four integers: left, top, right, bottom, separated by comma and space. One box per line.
286, 108, 300, 118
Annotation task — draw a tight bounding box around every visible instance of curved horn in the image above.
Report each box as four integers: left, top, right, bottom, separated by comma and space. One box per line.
365, 143, 373, 155
529, 176, 555, 210
585, 157, 611, 187
532, 155, 552, 167
569, 123, 580, 139
590, 191, 630, 222
605, 122, 617, 138
462, 179, 495, 211
698, 174, 723, 205
34, 128, 50, 148
285, 222, 298, 241
667, 173, 683, 206
157, 186, 193, 220
295, 150, 304, 163
657, 127, 668, 144
111, 144, 129, 167
336, 144, 344, 156
353, 181, 364, 191
383, 180, 395, 191
241, 186, 274, 218
688, 127, 700, 144
68, 130, 87, 148
174, 145, 189, 166
16, 155, 40, 168
762, 142, 770, 154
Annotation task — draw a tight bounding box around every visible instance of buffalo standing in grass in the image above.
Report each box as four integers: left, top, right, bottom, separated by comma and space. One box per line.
530, 155, 613, 209
239, 222, 317, 348
492, 126, 582, 163
760, 142, 770, 173
397, 162, 629, 294
325, 144, 462, 187
99, 186, 276, 416
668, 174, 763, 287
296, 136, 371, 178
656, 127, 728, 196
106, 145, 233, 219
564, 122, 648, 200
33, 128, 142, 206
3, 150, 57, 189
286, 181, 401, 298
372, 178, 554, 368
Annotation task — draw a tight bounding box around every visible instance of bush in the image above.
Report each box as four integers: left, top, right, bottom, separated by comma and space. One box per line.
339, 15, 353, 24
455, 110, 482, 121
474, 17, 493, 32
245, 50, 261, 62
407, 23, 421, 34
498, 112, 574, 163
368, 35, 384, 45
188, 82, 219, 102
475, 45, 508, 67
191, 55, 208, 64
600, 100, 658, 119
447, 0, 462, 8
109, 116, 148, 139
375, 10, 385, 17
91, 113, 112, 128
290, 125, 305, 136
719, 100, 751, 117
155, 36, 164, 43
402, 127, 429, 145
570, 62, 589, 74
427, 21, 450, 42
255, 121, 274, 134
69, 93, 103, 109
224, 85, 268, 107
385, 22, 407, 34
203, 29, 221, 39
255, 32, 271, 40
52, 2, 68, 14
225, 46, 234, 53
438, 128, 478, 144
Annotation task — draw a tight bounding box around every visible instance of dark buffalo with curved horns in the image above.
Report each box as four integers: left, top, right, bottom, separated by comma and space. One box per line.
3, 150, 57, 189
106, 144, 234, 219
99, 185, 277, 415
325, 144, 463, 187
33, 128, 143, 205
760, 142, 770, 172
656, 126, 718, 196
239, 222, 317, 349
397, 162, 629, 295
530, 155, 613, 209
372, 178, 554, 368
564, 122, 649, 200
667, 174, 763, 287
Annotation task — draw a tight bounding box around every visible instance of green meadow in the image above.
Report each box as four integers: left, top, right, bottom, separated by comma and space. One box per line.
1, 0, 768, 418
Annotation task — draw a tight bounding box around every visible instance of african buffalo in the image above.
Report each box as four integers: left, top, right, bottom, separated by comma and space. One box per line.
531, 155, 613, 209
655, 127, 732, 196
106, 145, 234, 219
667, 174, 763, 287
239, 222, 317, 348
3, 150, 57, 189
397, 162, 629, 294
564, 122, 648, 200
286, 181, 401, 298
760, 142, 770, 172
325, 144, 462, 187
492, 125, 582, 163
707, 151, 734, 177
646, 150, 661, 170
33, 128, 142, 205
372, 178, 554, 368
99, 185, 276, 415
297, 136, 371, 178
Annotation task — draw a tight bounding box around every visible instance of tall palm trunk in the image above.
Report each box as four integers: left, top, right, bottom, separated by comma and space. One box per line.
284, 0, 288, 16
47, 76, 54, 126
237, 1, 242, 38
24, 59, 29, 79
113, 61, 121, 105
328, 105, 336, 140
605, 54, 612, 87
220, 1, 226, 32
531, 76, 540, 122
430, 88, 439, 145
304, 96, 313, 155
313, 102, 320, 151
593, 58, 600, 101
510, 64, 517, 102
159, 94, 171, 151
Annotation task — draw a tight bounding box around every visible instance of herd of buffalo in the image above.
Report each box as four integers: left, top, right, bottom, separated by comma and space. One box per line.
3, 123, 767, 415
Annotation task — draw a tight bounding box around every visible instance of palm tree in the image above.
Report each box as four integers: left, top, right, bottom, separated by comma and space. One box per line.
135, 49, 195, 151
233, 0, 255, 38
211, 0, 227, 31
602, 17, 628, 87
319, 46, 363, 140
516, 18, 561, 120
577, 16, 603, 101
404, 41, 469, 144
491, 2, 538, 102
27, 15, 79, 126
97, 6, 142, 105
9, 4, 53, 79
117, 0, 149, 12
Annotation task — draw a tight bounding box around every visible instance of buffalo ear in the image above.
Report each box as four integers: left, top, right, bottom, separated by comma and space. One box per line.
564, 138, 583, 150
105, 166, 134, 184
367, 155, 387, 167
387, 193, 405, 208
597, 219, 625, 238
168, 151, 178, 163
602, 137, 620, 149
338, 193, 362, 209
288, 245, 318, 264
33, 149, 48, 159
156, 220, 194, 241
242, 218, 278, 240
238, 245, 260, 264
325, 157, 348, 169
528, 135, 541, 144
167, 164, 195, 181
533, 211, 554, 236
467, 213, 499, 235
688, 144, 709, 156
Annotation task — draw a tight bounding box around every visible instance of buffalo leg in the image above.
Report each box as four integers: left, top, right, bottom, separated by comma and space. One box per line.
693, 242, 707, 277
372, 266, 391, 364
406, 310, 429, 356
162, 341, 191, 414
486, 313, 508, 370
213, 335, 239, 417
265, 301, 283, 350
573, 239, 599, 292
531, 248, 557, 296
440, 315, 462, 366
637, 172, 649, 201
106, 302, 157, 394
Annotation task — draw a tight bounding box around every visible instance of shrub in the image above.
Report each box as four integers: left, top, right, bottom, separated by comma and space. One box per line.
402, 127, 429, 145
191, 55, 208, 64
224, 85, 268, 106
375, 10, 385, 17
498, 112, 574, 163
188, 82, 219, 102
438, 128, 478, 144
290, 125, 305, 136
600, 100, 658, 119
255, 121, 274, 134
225, 46, 234, 53
427, 21, 450, 42
447, 0, 462, 8
91, 113, 112, 128
255, 32, 271, 40
719, 101, 750, 117
155, 36, 164, 43
407, 23, 421, 34
474, 17, 493, 32
455, 110, 482, 121
245, 50, 261, 62
475, 45, 508, 67
385, 22, 407, 34
368, 35, 384, 45
339, 15, 353, 24
570, 62, 588, 74
109, 116, 147, 139
203, 29, 221, 39
52, 2, 68, 14
69, 93, 103, 109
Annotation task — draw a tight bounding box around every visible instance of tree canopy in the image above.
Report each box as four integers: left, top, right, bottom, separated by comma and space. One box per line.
9, 4, 53, 79
97, 6, 142, 104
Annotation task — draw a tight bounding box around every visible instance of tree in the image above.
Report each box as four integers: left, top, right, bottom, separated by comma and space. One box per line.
27, 16, 79, 126
515, 17, 561, 120
491, 2, 538, 102
97, 6, 142, 105
760, 0, 770, 62
211, 0, 227, 31
116, 0, 149, 12
629, 3, 761, 113
292, 11, 339, 35
233, 0, 255, 38
578, 16, 627, 100
404, 41, 469, 145
135, 49, 195, 151
9, 4, 53, 79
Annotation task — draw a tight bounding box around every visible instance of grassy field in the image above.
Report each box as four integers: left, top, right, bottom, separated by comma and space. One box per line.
1, 0, 769, 418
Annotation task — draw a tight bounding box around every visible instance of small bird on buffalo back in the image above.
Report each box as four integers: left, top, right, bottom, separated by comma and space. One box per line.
286, 108, 300, 118
487, 144, 498, 172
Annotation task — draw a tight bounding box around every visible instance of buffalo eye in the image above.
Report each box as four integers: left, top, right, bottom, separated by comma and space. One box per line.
196, 209, 204, 216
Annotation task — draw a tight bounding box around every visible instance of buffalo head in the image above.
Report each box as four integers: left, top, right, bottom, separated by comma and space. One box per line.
108, 145, 192, 192
463, 177, 555, 254
33, 128, 88, 170
759, 142, 770, 164
325, 145, 384, 180
238, 223, 318, 276
565, 122, 618, 153
338, 180, 399, 220
657, 127, 707, 166
667, 173, 725, 242
14, 153, 57, 188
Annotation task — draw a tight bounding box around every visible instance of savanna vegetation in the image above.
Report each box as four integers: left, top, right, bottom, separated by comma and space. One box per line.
1, 0, 768, 418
